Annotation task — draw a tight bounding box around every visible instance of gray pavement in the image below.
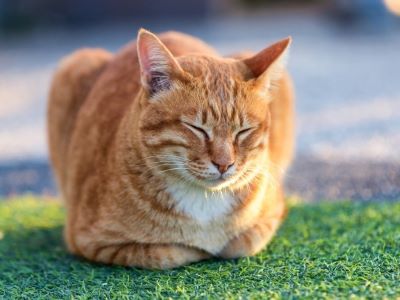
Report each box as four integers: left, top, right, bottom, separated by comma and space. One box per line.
1, 9, 399, 200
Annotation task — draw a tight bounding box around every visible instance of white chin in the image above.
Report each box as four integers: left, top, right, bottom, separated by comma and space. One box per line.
200, 176, 237, 191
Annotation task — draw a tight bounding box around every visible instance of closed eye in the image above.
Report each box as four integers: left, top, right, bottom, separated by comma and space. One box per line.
235, 127, 255, 142
237, 127, 253, 135
182, 122, 210, 140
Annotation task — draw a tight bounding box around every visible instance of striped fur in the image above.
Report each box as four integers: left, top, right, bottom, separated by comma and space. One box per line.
47, 29, 294, 269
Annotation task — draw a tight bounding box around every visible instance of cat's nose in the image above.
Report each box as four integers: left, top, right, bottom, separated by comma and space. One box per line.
211, 160, 234, 174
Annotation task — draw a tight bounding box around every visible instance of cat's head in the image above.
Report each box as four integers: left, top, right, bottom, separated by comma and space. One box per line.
137, 29, 290, 191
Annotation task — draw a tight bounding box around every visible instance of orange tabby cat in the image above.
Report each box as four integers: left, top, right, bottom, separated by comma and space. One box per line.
48, 29, 294, 269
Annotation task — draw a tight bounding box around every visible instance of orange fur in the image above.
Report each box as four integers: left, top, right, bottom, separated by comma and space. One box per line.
47, 30, 294, 269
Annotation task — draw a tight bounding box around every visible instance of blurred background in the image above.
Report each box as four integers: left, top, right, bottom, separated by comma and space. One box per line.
0, 0, 399, 201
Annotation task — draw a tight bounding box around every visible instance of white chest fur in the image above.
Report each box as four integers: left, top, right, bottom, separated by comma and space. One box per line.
166, 182, 237, 224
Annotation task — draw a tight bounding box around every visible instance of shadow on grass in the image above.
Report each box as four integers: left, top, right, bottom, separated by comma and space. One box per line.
1, 225, 64, 253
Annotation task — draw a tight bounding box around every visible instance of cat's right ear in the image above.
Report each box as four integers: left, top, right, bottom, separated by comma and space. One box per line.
243, 37, 291, 97
137, 29, 183, 96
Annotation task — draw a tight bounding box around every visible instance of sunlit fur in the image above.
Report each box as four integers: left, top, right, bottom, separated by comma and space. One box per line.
48, 30, 294, 269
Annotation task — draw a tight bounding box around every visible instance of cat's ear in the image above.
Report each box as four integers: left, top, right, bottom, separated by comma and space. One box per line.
243, 37, 291, 94
137, 29, 183, 95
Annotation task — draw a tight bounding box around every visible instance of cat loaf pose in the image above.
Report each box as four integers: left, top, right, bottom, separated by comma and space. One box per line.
48, 29, 294, 269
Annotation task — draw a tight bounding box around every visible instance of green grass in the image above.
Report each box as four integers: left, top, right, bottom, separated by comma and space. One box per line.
0, 197, 399, 299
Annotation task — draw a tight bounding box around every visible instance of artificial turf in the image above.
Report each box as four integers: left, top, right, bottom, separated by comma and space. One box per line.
0, 197, 399, 299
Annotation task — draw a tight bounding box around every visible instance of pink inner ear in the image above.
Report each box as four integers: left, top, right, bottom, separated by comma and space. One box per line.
137, 32, 181, 94
137, 38, 154, 77
244, 38, 290, 77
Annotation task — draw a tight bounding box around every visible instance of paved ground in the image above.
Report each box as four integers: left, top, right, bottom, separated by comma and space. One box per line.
1, 8, 399, 200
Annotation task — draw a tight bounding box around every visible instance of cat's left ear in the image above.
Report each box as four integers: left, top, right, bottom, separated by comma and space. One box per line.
243, 37, 291, 95
137, 28, 184, 96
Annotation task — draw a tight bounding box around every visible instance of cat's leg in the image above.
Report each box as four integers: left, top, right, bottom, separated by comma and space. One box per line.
74, 236, 211, 269
99, 243, 210, 269
218, 216, 283, 259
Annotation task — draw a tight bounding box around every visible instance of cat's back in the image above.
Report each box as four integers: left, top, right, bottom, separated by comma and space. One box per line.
156, 31, 219, 57
48, 48, 113, 190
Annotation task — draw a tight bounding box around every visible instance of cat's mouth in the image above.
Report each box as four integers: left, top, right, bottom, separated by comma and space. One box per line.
189, 162, 262, 191
159, 162, 244, 190
187, 171, 239, 190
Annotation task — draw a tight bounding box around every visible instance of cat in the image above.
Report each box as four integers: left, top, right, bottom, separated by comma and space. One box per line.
47, 29, 294, 269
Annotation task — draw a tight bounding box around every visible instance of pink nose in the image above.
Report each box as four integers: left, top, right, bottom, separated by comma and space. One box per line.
211, 160, 234, 174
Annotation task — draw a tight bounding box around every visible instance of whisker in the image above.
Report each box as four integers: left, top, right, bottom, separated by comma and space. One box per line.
158, 167, 189, 174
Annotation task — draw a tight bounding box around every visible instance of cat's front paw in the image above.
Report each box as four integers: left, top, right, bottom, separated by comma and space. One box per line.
218, 232, 259, 259
218, 223, 277, 259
